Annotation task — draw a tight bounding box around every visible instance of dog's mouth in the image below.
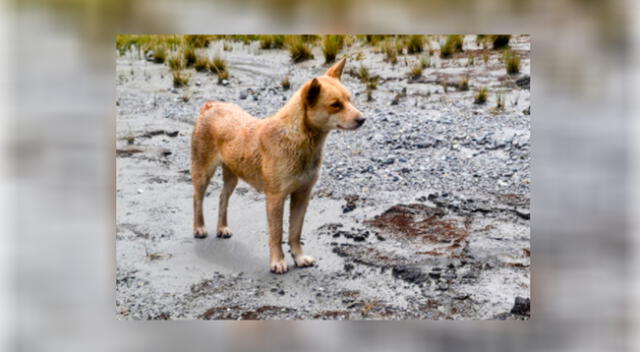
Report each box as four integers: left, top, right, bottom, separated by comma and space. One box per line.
338, 123, 363, 131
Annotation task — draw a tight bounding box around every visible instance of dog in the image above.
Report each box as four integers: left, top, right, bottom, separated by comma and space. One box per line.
191, 58, 364, 274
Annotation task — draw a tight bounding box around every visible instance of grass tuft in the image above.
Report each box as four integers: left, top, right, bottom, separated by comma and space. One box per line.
286, 36, 314, 63
172, 70, 190, 88
474, 87, 488, 104
194, 55, 209, 72
504, 50, 521, 75
183, 46, 197, 67
406, 35, 424, 54
167, 55, 182, 70
459, 76, 469, 91
152, 45, 167, 63
381, 39, 398, 64
322, 35, 344, 63
440, 35, 464, 59
281, 76, 291, 90
409, 64, 422, 80
260, 35, 286, 49
209, 56, 227, 74
184, 35, 211, 48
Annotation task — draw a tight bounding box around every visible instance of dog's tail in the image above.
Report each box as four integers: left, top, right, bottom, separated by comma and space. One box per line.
199, 101, 217, 115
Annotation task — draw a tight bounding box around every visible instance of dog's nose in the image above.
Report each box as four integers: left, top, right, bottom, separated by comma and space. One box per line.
356, 117, 366, 126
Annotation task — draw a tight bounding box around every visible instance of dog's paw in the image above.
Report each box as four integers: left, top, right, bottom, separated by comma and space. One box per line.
270, 259, 289, 274
194, 227, 208, 239
294, 255, 316, 268
216, 227, 233, 239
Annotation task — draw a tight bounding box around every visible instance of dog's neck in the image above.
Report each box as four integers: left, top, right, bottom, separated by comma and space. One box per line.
273, 91, 328, 150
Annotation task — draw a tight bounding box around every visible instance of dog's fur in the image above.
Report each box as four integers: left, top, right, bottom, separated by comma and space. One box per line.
191, 58, 364, 274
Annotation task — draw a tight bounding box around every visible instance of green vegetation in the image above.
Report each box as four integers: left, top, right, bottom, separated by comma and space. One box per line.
381, 39, 398, 64
184, 35, 211, 48
286, 36, 314, 62
459, 76, 469, 91
152, 45, 167, 63
474, 87, 488, 104
440, 35, 464, 59
281, 76, 291, 90
406, 35, 425, 54
504, 50, 521, 74
409, 64, 422, 80
322, 35, 344, 63
183, 46, 196, 67
420, 55, 430, 69
466, 53, 474, 66
483, 52, 489, 64
194, 55, 209, 72
260, 35, 286, 49
167, 55, 182, 70
172, 70, 190, 88
209, 56, 227, 74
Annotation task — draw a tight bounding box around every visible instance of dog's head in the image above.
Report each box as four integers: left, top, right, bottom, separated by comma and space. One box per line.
300, 58, 365, 132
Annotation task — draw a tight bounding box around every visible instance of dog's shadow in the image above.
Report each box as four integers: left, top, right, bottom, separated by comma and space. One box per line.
193, 236, 267, 275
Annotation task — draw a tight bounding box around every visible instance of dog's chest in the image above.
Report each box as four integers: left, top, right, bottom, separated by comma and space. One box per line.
290, 154, 321, 186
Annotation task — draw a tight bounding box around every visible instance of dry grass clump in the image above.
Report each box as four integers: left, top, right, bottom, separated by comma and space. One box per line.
477, 34, 511, 49
356, 65, 380, 101
322, 35, 344, 63
209, 56, 227, 74
167, 55, 182, 70
483, 52, 489, 64
281, 76, 291, 90
184, 35, 211, 48
406, 35, 425, 54
183, 46, 197, 67
260, 35, 286, 49
194, 55, 209, 72
420, 55, 430, 69
152, 45, 167, 63
459, 76, 469, 91
504, 50, 521, 74
440, 35, 464, 59
172, 70, 190, 88
209, 56, 229, 83
474, 87, 488, 104
409, 64, 423, 80
381, 39, 398, 64
285, 36, 314, 63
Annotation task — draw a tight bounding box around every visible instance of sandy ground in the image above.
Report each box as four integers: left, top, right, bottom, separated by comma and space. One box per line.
116, 35, 530, 320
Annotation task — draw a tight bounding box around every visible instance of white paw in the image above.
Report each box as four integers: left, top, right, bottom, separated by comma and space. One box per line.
194, 226, 208, 238
216, 227, 233, 238
294, 255, 316, 268
270, 258, 289, 274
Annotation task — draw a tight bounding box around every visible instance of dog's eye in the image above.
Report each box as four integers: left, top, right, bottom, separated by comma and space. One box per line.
330, 102, 342, 109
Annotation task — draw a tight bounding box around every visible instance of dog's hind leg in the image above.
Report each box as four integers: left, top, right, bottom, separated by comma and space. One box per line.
289, 186, 315, 267
216, 165, 238, 238
191, 125, 218, 238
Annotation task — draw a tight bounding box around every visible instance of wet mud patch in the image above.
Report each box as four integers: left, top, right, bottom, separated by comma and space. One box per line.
365, 203, 470, 256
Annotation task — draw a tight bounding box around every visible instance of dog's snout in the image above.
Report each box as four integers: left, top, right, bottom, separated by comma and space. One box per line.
356, 117, 366, 126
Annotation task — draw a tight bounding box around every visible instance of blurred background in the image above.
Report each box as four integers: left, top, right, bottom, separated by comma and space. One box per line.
1, 0, 639, 351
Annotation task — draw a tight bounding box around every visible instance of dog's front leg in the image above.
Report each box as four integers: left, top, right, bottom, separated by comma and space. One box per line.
266, 192, 288, 274
289, 186, 315, 267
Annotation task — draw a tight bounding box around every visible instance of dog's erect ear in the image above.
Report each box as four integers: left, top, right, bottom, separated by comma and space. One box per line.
325, 57, 346, 80
302, 78, 321, 107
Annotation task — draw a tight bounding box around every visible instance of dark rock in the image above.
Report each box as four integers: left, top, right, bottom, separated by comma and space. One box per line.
392, 265, 429, 285
510, 296, 530, 315
344, 263, 354, 272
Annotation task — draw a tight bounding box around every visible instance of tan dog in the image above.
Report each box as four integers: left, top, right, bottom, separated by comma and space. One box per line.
191, 58, 364, 273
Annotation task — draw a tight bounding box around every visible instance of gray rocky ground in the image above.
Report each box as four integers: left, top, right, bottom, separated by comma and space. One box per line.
116, 35, 530, 320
